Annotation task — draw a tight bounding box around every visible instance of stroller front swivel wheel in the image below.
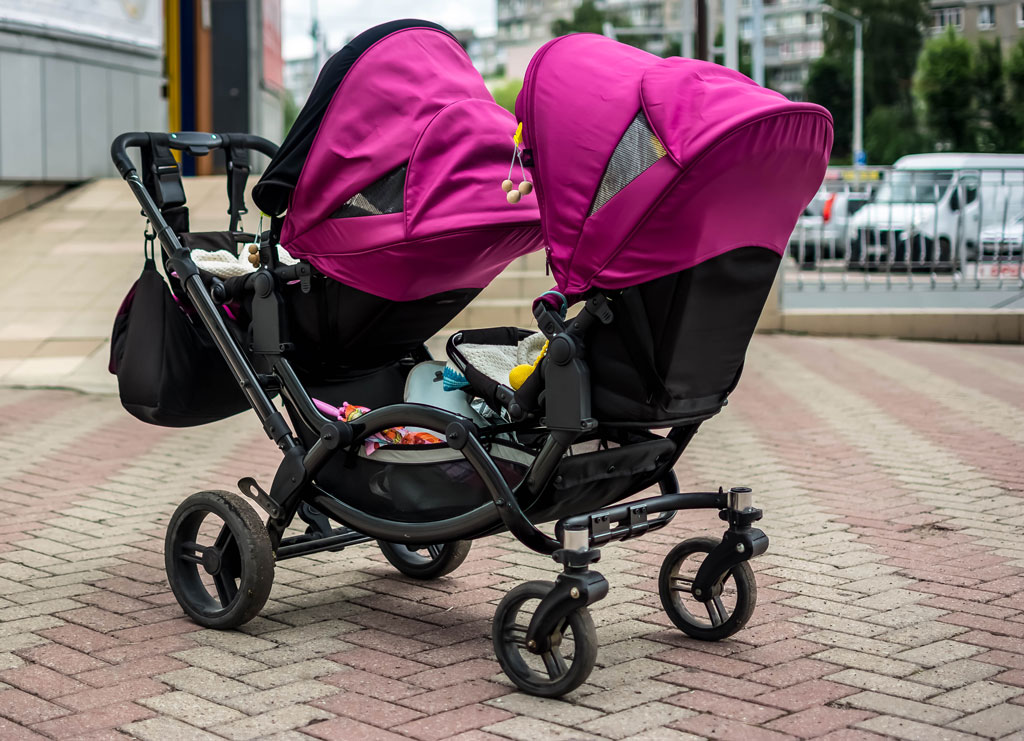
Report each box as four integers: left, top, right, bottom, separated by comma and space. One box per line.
377, 540, 471, 580
165, 490, 275, 630
659, 537, 756, 641
492, 580, 598, 698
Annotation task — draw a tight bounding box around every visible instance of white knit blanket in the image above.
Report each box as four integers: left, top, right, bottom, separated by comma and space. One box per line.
456, 332, 547, 385
191, 245, 299, 277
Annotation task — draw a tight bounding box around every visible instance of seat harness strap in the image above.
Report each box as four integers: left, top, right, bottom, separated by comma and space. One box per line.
225, 144, 250, 232
141, 134, 186, 210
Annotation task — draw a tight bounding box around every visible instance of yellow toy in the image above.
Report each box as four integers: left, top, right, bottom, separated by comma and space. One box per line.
509, 340, 549, 390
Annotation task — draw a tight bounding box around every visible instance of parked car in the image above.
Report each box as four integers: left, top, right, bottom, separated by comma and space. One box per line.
788, 190, 870, 269
848, 153, 1024, 270
979, 213, 1024, 258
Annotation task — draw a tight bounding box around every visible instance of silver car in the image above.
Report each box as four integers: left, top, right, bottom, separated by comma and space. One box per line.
788, 190, 870, 269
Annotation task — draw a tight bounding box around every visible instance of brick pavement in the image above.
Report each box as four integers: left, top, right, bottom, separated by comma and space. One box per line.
0, 334, 1022, 740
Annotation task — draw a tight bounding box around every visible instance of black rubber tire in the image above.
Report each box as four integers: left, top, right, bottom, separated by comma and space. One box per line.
492, 580, 598, 698
377, 540, 471, 580
165, 490, 274, 629
659, 536, 757, 642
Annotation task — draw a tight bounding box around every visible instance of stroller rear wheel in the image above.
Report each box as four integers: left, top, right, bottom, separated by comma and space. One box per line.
377, 540, 471, 579
659, 536, 756, 641
492, 580, 598, 698
165, 490, 274, 629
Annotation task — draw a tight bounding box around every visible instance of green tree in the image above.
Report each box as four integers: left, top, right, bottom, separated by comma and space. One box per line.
282, 90, 300, 136
974, 38, 1014, 151
864, 105, 930, 163
820, 0, 929, 112
491, 79, 524, 115
1006, 38, 1024, 150
551, 0, 612, 36
806, 55, 854, 160
916, 27, 976, 149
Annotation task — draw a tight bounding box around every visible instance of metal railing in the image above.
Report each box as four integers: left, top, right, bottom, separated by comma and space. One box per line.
785, 167, 1024, 301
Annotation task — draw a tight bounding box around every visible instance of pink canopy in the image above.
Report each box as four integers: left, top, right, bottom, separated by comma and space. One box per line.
282, 26, 544, 301
516, 34, 833, 297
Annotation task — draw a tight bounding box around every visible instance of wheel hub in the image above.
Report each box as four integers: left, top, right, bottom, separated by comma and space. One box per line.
201, 548, 222, 575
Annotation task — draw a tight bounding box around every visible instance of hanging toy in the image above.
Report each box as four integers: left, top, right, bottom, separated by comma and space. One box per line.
503, 123, 533, 205
509, 339, 549, 390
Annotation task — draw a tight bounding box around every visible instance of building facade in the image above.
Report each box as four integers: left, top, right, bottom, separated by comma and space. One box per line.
497, 0, 583, 77
738, 0, 824, 99
0, 1, 164, 181
0, 0, 283, 182
930, 0, 1024, 50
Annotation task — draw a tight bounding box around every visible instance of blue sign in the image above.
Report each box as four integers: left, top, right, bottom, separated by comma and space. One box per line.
855, 150, 867, 166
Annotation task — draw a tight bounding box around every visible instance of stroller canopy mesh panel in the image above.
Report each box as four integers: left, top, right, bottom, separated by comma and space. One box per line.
516, 33, 833, 297
256, 22, 544, 302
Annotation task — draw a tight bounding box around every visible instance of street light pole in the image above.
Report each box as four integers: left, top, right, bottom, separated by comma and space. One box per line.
822, 4, 864, 167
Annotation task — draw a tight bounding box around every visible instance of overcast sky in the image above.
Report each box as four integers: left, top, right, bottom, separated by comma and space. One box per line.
283, 0, 497, 60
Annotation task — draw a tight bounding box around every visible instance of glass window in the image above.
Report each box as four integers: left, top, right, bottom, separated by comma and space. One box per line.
1018, 1, 1024, 26
978, 4, 995, 28
875, 171, 955, 204
932, 7, 964, 30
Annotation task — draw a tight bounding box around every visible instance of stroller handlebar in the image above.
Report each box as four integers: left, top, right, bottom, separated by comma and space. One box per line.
110, 131, 279, 179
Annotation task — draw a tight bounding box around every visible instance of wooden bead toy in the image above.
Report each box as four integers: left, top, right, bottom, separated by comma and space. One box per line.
502, 179, 515, 193
518, 181, 533, 195
507, 190, 521, 204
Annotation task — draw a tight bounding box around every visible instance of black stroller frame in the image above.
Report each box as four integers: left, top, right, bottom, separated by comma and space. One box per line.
112, 131, 770, 698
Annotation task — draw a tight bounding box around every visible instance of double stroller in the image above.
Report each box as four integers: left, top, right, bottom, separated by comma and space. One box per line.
110, 20, 832, 696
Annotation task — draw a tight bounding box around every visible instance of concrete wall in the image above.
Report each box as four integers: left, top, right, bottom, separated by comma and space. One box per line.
0, 25, 163, 181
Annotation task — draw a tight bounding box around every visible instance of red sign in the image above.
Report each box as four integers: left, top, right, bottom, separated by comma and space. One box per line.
262, 0, 283, 90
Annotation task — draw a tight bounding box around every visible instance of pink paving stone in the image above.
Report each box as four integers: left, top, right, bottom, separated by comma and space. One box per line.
659, 669, 773, 699
344, 628, 435, 657
19, 643, 110, 674
732, 638, 825, 666
672, 713, 799, 740
91, 635, 194, 664
64, 730, 135, 741
755, 680, 859, 712
73, 655, 187, 688
765, 707, 875, 738
76, 591, 155, 615
412, 639, 493, 668
29, 702, 154, 738
996, 670, 1024, 687
0, 717, 48, 740
36, 625, 122, 654
0, 689, 70, 725
304, 717, 413, 741
312, 690, 425, 727
397, 679, 511, 715
653, 647, 764, 677
815, 731, 890, 741
321, 669, 426, 702
108, 618, 201, 643
53, 678, 168, 712
330, 647, 434, 679
734, 620, 813, 646
405, 659, 502, 689
55, 606, 139, 633
976, 650, 1024, 670
0, 663, 88, 700
667, 690, 787, 724
90, 577, 163, 599
745, 660, 843, 689
393, 704, 514, 741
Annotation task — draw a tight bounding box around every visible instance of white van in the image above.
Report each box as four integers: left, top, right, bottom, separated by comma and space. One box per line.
848, 153, 1024, 268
